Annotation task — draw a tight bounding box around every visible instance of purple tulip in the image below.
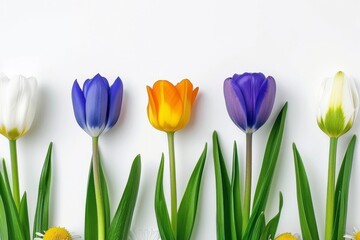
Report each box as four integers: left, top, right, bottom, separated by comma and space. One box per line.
72, 73, 123, 137
224, 72, 276, 133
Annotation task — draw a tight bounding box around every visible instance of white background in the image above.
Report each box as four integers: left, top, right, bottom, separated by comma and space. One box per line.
1, 0, 360, 239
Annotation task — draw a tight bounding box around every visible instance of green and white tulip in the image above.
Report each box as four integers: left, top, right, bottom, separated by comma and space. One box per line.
317, 71, 359, 138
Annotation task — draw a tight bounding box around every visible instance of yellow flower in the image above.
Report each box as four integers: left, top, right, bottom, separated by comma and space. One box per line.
34, 227, 80, 240
344, 227, 360, 240
275, 232, 299, 240
146, 79, 198, 132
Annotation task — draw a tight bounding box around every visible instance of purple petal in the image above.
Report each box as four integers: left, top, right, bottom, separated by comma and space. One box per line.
224, 77, 247, 132
105, 77, 123, 130
84, 74, 109, 135
254, 76, 276, 130
234, 73, 266, 128
71, 80, 87, 130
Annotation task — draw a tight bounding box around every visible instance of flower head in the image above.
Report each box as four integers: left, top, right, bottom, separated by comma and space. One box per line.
224, 72, 276, 133
344, 227, 360, 240
317, 71, 359, 138
146, 79, 198, 132
34, 227, 81, 240
275, 232, 300, 240
72, 73, 123, 137
0, 74, 37, 140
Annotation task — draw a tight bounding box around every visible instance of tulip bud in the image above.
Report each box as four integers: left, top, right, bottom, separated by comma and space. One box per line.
0, 74, 37, 140
224, 72, 276, 133
317, 71, 359, 138
146, 79, 198, 132
72, 73, 123, 137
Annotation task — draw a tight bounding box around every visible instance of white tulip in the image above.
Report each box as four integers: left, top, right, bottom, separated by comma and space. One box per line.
317, 71, 359, 138
0, 74, 37, 140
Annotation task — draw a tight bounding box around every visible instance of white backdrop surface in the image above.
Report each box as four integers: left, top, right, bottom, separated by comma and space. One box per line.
1, 0, 360, 239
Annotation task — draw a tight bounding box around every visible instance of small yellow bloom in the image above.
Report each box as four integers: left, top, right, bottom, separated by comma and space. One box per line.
344, 227, 360, 240
146, 79, 198, 132
275, 232, 299, 240
34, 227, 80, 240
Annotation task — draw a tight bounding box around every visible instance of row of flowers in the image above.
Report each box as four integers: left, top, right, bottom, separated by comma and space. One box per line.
0, 71, 358, 240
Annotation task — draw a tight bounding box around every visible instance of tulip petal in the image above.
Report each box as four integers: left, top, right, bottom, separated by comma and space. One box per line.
147, 85, 160, 129
224, 77, 247, 132
153, 80, 182, 132
254, 76, 276, 130
72, 80, 87, 131
175, 79, 198, 130
85, 75, 109, 136
105, 77, 123, 131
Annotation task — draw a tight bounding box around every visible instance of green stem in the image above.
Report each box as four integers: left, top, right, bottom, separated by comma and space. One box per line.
9, 140, 20, 211
167, 132, 177, 236
92, 137, 105, 240
242, 132, 253, 233
325, 137, 338, 240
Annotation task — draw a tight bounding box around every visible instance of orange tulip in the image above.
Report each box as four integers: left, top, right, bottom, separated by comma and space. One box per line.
275, 233, 299, 240
146, 79, 199, 132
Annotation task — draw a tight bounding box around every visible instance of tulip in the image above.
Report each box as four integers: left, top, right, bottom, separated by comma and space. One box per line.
275, 233, 299, 240
223, 72, 276, 230
146, 79, 198, 133
72, 73, 123, 137
0, 74, 38, 140
317, 72, 359, 240
317, 71, 359, 138
71, 73, 123, 240
224, 72, 276, 133
0, 74, 37, 210
147, 79, 199, 235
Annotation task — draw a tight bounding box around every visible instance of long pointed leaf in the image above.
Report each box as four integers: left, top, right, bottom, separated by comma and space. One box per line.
250, 213, 265, 240
85, 157, 111, 240
19, 193, 30, 240
108, 155, 141, 240
212, 131, 232, 240
0, 169, 24, 239
260, 193, 283, 240
177, 144, 207, 240
0, 194, 8, 240
230, 142, 242, 240
33, 143, 52, 237
332, 135, 356, 239
293, 144, 319, 240
244, 103, 287, 238
155, 155, 175, 240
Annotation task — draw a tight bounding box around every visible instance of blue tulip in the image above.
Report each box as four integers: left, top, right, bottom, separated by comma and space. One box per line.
72, 73, 123, 137
224, 72, 276, 133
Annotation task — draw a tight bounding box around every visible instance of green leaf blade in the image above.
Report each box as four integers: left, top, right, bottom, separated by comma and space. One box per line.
212, 131, 232, 240
177, 144, 207, 240
33, 143, 52, 237
155, 155, 175, 240
108, 155, 141, 240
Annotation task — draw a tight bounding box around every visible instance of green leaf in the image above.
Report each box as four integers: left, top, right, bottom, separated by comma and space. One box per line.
260, 193, 283, 240
85, 157, 111, 240
33, 143, 52, 237
19, 193, 30, 240
230, 142, 242, 240
332, 135, 356, 240
293, 144, 319, 240
244, 103, 287, 238
250, 213, 265, 240
0, 164, 24, 240
0, 194, 8, 240
108, 155, 141, 240
212, 131, 232, 240
177, 144, 207, 240
155, 155, 175, 240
